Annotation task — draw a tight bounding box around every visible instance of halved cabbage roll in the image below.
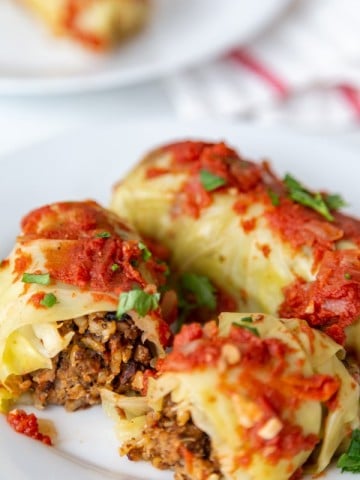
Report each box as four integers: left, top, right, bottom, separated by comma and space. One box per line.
111, 141, 360, 351
0, 201, 171, 412
21, 0, 150, 50
102, 313, 359, 480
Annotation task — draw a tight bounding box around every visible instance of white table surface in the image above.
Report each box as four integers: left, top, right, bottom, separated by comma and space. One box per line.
0, 80, 360, 157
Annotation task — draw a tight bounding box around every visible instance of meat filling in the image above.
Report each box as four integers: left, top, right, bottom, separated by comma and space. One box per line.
123, 396, 221, 480
24, 313, 155, 411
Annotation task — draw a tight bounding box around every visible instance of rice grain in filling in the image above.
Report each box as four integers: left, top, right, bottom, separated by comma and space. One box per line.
122, 396, 221, 480
22, 313, 155, 411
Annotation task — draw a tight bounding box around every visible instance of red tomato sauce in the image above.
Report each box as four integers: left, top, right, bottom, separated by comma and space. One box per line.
28, 291, 47, 308
241, 217, 257, 233
21, 201, 130, 240
216, 289, 238, 314
157, 141, 265, 218
7, 409, 52, 446
156, 313, 173, 348
159, 324, 339, 404
158, 322, 338, 465
18, 201, 172, 348
13, 249, 32, 281
163, 141, 211, 165
20, 202, 167, 294
146, 167, 172, 179
0, 259, 9, 270
64, 0, 105, 50
172, 177, 212, 219
280, 249, 360, 345
147, 141, 360, 344
159, 322, 284, 373
266, 199, 344, 269
242, 421, 318, 465
258, 243, 271, 258
43, 237, 145, 293
159, 141, 360, 264
141, 237, 171, 262
334, 211, 360, 247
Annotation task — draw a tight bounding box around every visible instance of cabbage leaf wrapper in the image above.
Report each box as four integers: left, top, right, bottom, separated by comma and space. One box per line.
0, 200, 171, 412
102, 313, 359, 480
111, 140, 360, 352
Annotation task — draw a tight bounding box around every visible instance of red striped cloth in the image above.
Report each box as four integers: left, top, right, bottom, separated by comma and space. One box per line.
167, 0, 360, 129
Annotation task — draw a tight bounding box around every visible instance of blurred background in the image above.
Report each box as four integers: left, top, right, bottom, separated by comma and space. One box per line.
0, 0, 359, 155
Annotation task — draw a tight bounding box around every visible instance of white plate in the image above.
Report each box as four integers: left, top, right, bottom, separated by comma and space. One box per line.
0, 121, 358, 480
0, 0, 292, 95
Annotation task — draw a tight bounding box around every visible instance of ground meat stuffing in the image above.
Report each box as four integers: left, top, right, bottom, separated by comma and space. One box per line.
123, 396, 221, 480
23, 313, 155, 411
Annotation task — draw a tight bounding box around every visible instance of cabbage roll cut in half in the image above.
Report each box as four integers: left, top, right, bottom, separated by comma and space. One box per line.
21, 0, 150, 49
102, 313, 359, 480
0, 201, 171, 412
111, 141, 360, 352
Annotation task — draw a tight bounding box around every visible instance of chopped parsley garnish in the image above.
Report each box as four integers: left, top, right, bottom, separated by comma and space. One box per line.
267, 189, 280, 206
345, 272, 352, 280
337, 429, 360, 473
22, 273, 50, 285
173, 273, 217, 333
240, 316, 253, 323
284, 174, 336, 221
200, 170, 227, 192
40, 293, 58, 308
324, 193, 347, 210
117, 289, 160, 318
138, 242, 152, 261
95, 231, 111, 238
232, 322, 260, 337
111, 264, 119, 272
180, 273, 216, 310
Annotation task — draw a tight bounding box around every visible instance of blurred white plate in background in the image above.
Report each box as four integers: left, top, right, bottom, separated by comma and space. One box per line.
0, 0, 292, 95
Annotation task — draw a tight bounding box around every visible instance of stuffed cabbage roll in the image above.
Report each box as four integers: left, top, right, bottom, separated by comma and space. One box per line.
21, 0, 150, 50
111, 141, 360, 351
0, 201, 171, 412
102, 313, 359, 480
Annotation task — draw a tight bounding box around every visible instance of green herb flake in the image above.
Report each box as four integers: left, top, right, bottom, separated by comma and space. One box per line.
138, 242, 152, 261
337, 429, 360, 473
111, 264, 119, 272
117, 289, 160, 318
180, 273, 216, 310
324, 193, 347, 211
22, 273, 50, 286
200, 170, 227, 192
40, 293, 58, 308
284, 174, 334, 222
95, 231, 111, 238
232, 323, 260, 337
344, 272, 352, 280
241, 316, 253, 323
267, 189, 280, 207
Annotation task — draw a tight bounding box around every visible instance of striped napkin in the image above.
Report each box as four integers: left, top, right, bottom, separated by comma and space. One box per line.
166, 0, 360, 130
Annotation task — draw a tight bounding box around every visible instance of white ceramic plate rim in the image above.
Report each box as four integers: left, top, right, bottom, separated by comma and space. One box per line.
0, 0, 292, 95
0, 121, 358, 480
